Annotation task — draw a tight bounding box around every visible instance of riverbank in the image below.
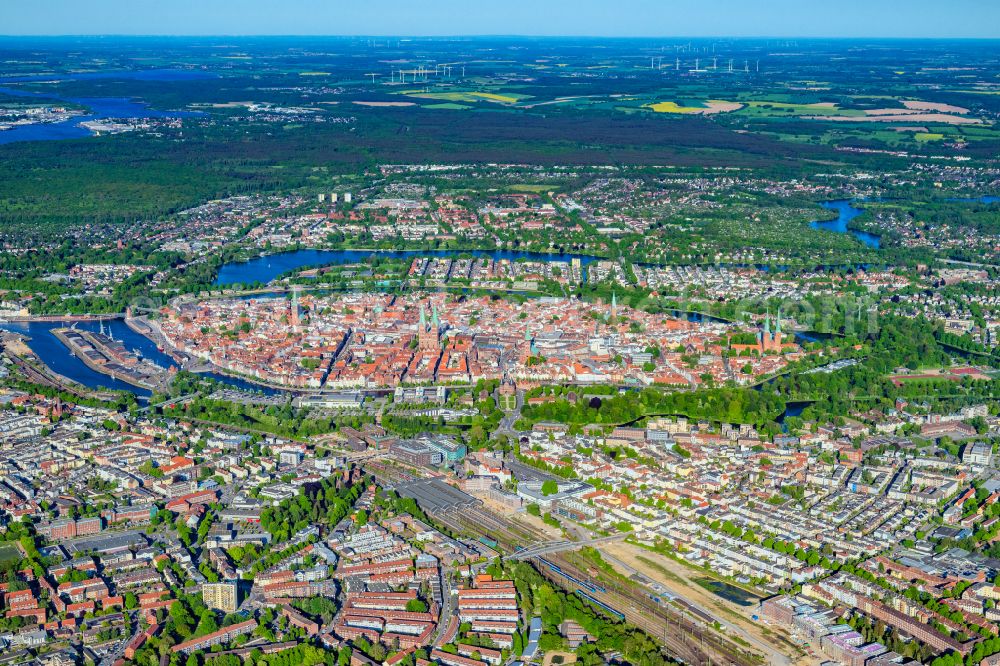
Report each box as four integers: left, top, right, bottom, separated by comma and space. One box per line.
51, 327, 171, 391
1, 330, 126, 402
809, 199, 881, 249
1, 313, 124, 322
133, 316, 295, 394
213, 247, 605, 287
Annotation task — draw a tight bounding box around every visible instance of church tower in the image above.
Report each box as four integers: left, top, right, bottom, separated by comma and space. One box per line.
759, 308, 784, 353
772, 308, 783, 351
289, 287, 300, 331
418, 302, 440, 351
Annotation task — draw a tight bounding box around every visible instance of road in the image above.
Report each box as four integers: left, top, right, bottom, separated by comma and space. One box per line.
98, 611, 141, 666
432, 567, 456, 646
539, 553, 748, 666
424, 498, 758, 666
492, 387, 524, 438
599, 549, 793, 666
562, 519, 800, 665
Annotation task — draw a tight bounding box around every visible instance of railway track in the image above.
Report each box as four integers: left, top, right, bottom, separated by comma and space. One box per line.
8, 351, 119, 402
365, 461, 416, 486
432, 505, 539, 549
547, 554, 760, 666
424, 500, 758, 666
362, 468, 760, 665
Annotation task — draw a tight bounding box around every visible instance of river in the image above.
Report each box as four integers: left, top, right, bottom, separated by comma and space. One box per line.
214, 248, 603, 287
808, 196, 998, 248
0, 69, 209, 144
0, 319, 278, 398
0, 199, 884, 397
949, 195, 999, 204
215, 198, 882, 288
809, 200, 881, 249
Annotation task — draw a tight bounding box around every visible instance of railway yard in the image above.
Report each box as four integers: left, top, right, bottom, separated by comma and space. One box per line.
366, 460, 769, 666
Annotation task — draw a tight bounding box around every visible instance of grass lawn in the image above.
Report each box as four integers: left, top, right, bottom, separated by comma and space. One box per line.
508, 184, 552, 193
0, 543, 21, 565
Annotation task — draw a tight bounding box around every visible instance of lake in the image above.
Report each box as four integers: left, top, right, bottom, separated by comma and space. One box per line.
214, 248, 603, 287
809, 200, 881, 249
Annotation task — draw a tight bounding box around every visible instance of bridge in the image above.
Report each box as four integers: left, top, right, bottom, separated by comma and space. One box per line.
504, 533, 628, 561
137, 393, 199, 413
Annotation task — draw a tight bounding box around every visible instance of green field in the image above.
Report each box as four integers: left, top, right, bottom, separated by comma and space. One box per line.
400, 90, 530, 104
423, 102, 473, 110
0, 543, 21, 565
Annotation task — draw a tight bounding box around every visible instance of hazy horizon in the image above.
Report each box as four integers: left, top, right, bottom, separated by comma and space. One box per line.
2, 34, 999, 41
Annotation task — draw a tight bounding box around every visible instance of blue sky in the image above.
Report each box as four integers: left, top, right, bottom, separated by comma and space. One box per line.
2, 0, 998, 38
